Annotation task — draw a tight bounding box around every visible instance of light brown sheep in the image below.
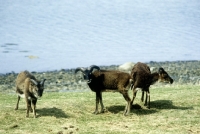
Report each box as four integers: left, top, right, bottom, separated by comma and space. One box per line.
15, 71, 46, 118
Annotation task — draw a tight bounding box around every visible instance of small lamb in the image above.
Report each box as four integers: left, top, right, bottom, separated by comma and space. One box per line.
15, 70, 46, 118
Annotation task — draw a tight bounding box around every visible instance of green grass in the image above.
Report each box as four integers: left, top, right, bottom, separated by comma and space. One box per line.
0, 84, 200, 134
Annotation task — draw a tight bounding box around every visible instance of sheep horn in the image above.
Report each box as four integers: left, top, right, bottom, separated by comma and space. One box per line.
89, 65, 100, 74
30, 79, 38, 85
40, 79, 46, 85
75, 67, 87, 81
75, 67, 86, 74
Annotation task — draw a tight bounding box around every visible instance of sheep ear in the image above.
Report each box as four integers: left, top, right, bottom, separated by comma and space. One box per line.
158, 68, 164, 74
30, 79, 38, 85
40, 79, 46, 85
75, 67, 87, 81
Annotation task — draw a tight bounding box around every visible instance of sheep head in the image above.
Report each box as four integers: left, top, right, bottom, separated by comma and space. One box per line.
75, 65, 100, 83
158, 68, 173, 84
30, 79, 46, 98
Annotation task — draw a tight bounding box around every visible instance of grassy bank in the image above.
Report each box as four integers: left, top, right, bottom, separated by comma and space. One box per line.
0, 84, 200, 134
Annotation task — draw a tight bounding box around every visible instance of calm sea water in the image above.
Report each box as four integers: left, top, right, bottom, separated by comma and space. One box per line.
0, 0, 200, 73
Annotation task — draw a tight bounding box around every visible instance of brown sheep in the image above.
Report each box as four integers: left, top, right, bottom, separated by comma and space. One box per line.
15, 71, 46, 118
130, 62, 173, 108
75, 65, 133, 115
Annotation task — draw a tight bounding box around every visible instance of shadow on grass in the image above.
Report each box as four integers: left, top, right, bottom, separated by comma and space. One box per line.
150, 100, 193, 110
37, 107, 69, 118
107, 100, 193, 115
132, 104, 158, 115
107, 104, 157, 115
107, 105, 124, 114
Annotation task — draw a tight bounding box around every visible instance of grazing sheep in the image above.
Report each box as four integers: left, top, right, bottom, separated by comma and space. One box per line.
15, 71, 46, 118
75, 65, 133, 115
130, 62, 173, 108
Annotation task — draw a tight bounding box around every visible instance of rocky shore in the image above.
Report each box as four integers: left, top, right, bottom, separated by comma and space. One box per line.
1, 60, 200, 93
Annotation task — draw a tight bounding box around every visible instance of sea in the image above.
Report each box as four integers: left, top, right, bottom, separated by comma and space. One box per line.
0, 0, 200, 73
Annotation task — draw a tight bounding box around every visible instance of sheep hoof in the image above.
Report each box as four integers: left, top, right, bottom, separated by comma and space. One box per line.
123, 112, 129, 116
100, 108, 106, 113
14, 107, 18, 110
93, 111, 99, 115
123, 110, 129, 116
100, 110, 104, 113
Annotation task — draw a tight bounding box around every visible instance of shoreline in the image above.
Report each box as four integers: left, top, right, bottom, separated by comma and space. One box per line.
1, 60, 200, 93
1, 60, 199, 75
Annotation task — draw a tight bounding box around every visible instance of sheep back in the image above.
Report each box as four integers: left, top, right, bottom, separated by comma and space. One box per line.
16, 71, 38, 94
131, 62, 152, 88
88, 70, 131, 92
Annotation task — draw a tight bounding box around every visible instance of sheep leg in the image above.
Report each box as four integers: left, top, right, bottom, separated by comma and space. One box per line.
131, 87, 138, 106
25, 97, 31, 118
93, 91, 102, 114
122, 92, 131, 116
141, 91, 144, 102
29, 99, 33, 112
99, 92, 105, 113
15, 95, 20, 110
144, 92, 147, 106
147, 90, 150, 109
148, 92, 150, 109
144, 89, 150, 109
31, 99, 37, 118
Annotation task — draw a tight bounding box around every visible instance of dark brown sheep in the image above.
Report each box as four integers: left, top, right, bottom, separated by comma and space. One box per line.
75, 65, 133, 115
15, 71, 46, 118
130, 62, 173, 108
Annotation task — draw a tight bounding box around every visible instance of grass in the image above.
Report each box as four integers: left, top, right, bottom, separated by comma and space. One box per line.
0, 84, 200, 134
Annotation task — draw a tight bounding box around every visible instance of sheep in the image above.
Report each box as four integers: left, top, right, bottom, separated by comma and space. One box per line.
130, 62, 173, 109
75, 65, 133, 115
118, 62, 135, 73
15, 70, 46, 118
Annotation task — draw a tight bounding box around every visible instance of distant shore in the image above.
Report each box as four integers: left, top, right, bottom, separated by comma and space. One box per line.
1, 60, 200, 93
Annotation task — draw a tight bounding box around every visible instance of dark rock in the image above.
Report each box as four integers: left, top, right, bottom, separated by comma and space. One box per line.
1, 60, 200, 92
